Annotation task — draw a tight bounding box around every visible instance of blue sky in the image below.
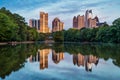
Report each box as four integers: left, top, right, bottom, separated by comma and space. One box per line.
0, 0, 120, 29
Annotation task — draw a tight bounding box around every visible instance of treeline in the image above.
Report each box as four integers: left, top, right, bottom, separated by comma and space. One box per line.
0, 7, 46, 42
53, 18, 120, 43
64, 18, 120, 43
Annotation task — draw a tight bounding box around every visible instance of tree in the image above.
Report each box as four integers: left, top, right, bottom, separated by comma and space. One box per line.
113, 18, 120, 27
0, 7, 40, 41
53, 31, 64, 42
0, 13, 18, 41
112, 18, 120, 43
27, 27, 39, 41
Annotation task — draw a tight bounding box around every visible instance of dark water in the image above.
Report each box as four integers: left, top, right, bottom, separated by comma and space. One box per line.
0, 43, 120, 80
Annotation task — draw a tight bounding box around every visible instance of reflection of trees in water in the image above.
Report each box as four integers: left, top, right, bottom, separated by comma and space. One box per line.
64, 43, 120, 67
0, 44, 38, 79
29, 43, 120, 69
0, 43, 120, 79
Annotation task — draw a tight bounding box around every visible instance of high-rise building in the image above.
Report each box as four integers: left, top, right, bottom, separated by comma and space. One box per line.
40, 12, 50, 33
88, 18, 97, 28
73, 10, 99, 29
73, 16, 78, 29
85, 10, 93, 28
29, 19, 40, 30
52, 17, 64, 32
73, 15, 85, 29
77, 15, 85, 29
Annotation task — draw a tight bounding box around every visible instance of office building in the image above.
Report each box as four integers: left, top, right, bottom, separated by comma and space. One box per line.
40, 12, 50, 33
52, 17, 64, 32
29, 19, 40, 30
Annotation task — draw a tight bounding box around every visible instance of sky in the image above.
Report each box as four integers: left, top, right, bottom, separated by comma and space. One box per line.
0, 0, 120, 29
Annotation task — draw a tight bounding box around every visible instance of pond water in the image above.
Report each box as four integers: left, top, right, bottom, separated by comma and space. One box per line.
0, 43, 120, 80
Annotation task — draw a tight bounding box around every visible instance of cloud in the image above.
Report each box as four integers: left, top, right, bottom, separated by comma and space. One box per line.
1, 0, 120, 29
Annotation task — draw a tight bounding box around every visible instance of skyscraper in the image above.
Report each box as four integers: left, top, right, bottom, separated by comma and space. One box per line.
52, 17, 64, 32
73, 16, 78, 29
40, 12, 50, 33
88, 18, 97, 28
85, 10, 93, 28
77, 15, 85, 29
73, 10, 99, 29
73, 15, 85, 29
29, 19, 40, 30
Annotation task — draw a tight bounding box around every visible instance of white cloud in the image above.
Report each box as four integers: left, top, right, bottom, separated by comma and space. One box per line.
13, 0, 120, 29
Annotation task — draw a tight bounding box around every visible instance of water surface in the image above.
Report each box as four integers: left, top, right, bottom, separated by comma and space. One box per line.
0, 43, 120, 80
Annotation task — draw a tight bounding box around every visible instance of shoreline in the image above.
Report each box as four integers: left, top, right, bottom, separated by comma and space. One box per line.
0, 41, 118, 45
0, 41, 36, 45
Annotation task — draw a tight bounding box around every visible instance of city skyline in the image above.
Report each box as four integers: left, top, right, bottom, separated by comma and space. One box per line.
0, 0, 120, 29
29, 12, 64, 33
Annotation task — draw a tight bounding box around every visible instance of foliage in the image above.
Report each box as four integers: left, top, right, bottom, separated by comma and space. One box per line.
0, 44, 38, 79
0, 13, 18, 41
64, 18, 120, 43
0, 43, 120, 79
0, 7, 120, 43
53, 31, 64, 42
27, 27, 39, 41
0, 7, 40, 41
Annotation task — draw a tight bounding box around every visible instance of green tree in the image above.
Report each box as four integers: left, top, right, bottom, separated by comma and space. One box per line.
27, 27, 39, 41
53, 31, 64, 42
0, 13, 18, 41
112, 18, 120, 43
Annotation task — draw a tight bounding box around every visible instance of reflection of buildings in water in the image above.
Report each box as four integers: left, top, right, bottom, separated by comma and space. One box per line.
28, 49, 50, 70
52, 50, 64, 64
28, 49, 98, 71
73, 54, 99, 72
29, 52, 40, 62
73, 54, 85, 66
85, 55, 99, 72
39, 49, 50, 70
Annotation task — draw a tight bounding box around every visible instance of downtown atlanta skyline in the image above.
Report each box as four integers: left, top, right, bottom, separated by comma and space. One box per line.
0, 0, 120, 29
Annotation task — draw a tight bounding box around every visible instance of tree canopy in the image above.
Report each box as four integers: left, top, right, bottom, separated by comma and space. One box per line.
0, 7, 44, 42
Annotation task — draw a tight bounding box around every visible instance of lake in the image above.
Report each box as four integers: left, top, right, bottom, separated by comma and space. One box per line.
0, 43, 120, 80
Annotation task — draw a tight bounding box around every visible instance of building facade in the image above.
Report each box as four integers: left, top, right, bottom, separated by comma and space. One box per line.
73, 15, 85, 29
52, 17, 64, 32
29, 19, 40, 30
40, 12, 50, 33
73, 10, 99, 29
85, 10, 93, 28
77, 15, 85, 29
73, 16, 78, 29
88, 18, 97, 28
